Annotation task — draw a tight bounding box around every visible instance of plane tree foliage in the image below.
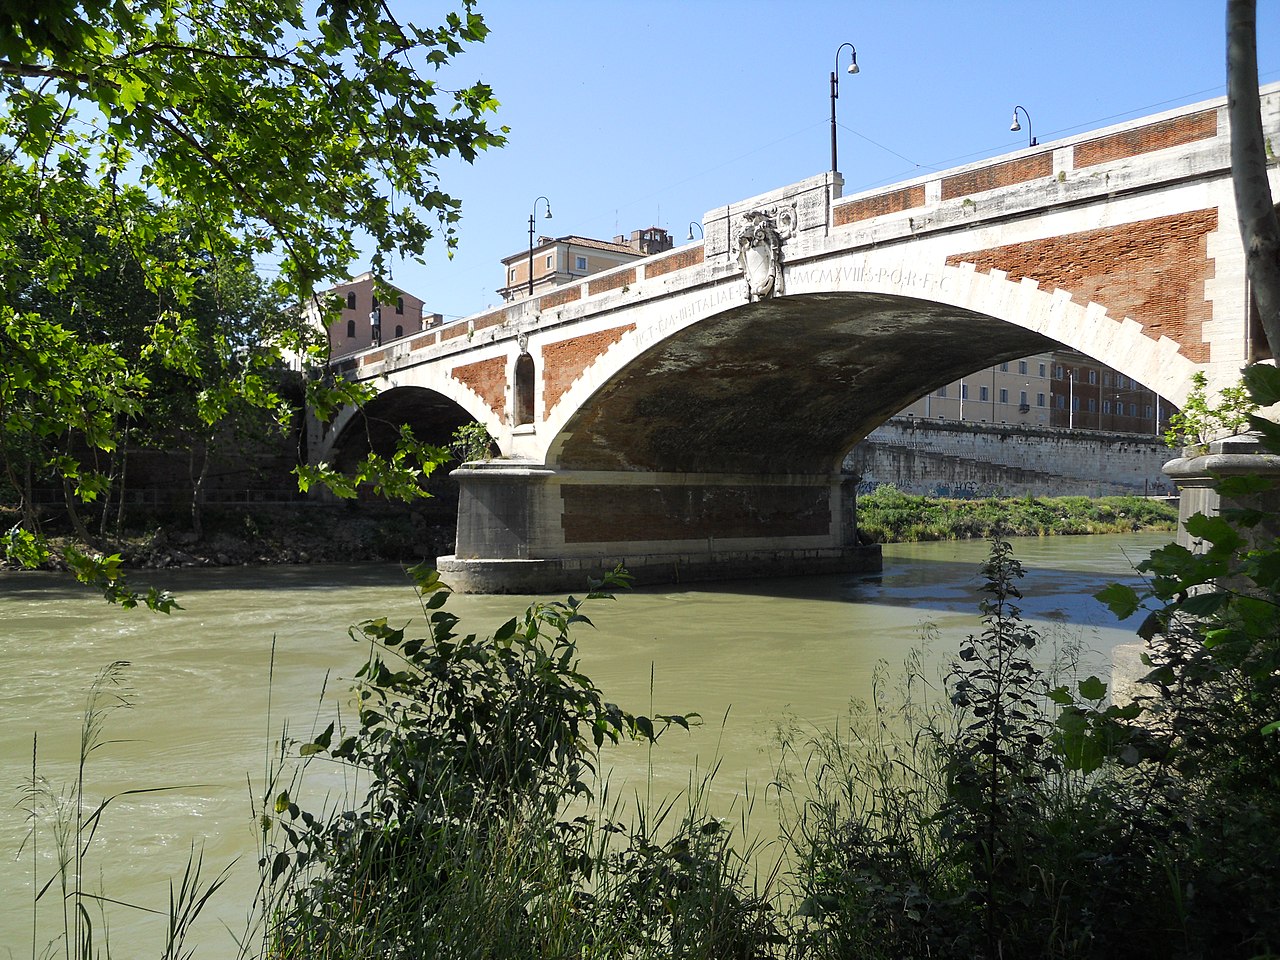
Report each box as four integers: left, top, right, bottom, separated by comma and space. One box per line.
0, 0, 507, 605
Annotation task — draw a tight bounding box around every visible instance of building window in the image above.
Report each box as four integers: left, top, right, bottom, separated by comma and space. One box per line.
575, 255, 587, 271
999, 362, 1009, 372
1103, 373, 1112, 387
1055, 365, 1064, 379
1088, 370, 1097, 385
1088, 398, 1097, 412
937, 385, 947, 398
1056, 395, 1066, 409
1018, 360, 1028, 375
961, 384, 969, 400
396, 297, 404, 315
1020, 390, 1028, 405
394, 324, 403, 338
979, 386, 989, 401
346, 319, 356, 338
1130, 403, 1138, 417
999, 388, 1008, 403
1103, 400, 1112, 414
1037, 393, 1045, 406
346, 291, 356, 310
545, 254, 553, 269
1145, 405, 1153, 418
1072, 397, 1080, 411
1038, 363, 1046, 377
508, 268, 515, 283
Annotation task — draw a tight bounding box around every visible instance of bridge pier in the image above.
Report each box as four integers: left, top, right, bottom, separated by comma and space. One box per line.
436, 460, 881, 593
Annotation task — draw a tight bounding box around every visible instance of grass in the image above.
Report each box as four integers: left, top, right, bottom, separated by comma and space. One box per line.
856, 488, 1177, 543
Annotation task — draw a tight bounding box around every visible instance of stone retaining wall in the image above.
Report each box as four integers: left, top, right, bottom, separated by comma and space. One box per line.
846, 416, 1173, 497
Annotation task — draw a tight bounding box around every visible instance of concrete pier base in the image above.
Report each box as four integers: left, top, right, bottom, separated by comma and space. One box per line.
442, 459, 881, 593
1163, 433, 1280, 551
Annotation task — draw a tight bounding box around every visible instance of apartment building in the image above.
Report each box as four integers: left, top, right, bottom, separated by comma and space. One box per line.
898, 349, 1170, 436
498, 227, 674, 302
321, 273, 441, 358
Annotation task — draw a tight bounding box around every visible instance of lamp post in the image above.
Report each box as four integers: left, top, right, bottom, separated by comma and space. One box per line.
830, 42, 859, 174
687, 221, 704, 241
1010, 105, 1036, 147
528, 196, 553, 297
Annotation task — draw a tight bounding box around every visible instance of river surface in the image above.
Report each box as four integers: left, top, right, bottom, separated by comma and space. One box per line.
0, 533, 1168, 957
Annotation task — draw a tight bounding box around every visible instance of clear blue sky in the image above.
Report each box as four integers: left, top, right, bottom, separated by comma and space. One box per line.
381, 0, 1280, 322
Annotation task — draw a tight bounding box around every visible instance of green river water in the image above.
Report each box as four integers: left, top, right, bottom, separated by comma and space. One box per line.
0, 532, 1169, 957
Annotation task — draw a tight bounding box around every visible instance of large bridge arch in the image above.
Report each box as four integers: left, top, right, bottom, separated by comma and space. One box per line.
537, 261, 1200, 473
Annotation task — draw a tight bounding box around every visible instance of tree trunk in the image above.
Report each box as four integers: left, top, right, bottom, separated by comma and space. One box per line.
62, 477, 95, 546
98, 446, 115, 538
114, 432, 129, 535
189, 441, 209, 541
1228, 0, 1280, 359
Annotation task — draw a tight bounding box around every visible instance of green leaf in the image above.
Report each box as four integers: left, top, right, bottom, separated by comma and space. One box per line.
1243, 362, 1280, 406
1048, 685, 1074, 706
1077, 675, 1107, 702
1177, 591, 1229, 617
1095, 582, 1142, 620
1183, 513, 1244, 552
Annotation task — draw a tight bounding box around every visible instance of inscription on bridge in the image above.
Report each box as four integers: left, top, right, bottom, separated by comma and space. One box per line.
789, 259, 954, 298
630, 283, 741, 351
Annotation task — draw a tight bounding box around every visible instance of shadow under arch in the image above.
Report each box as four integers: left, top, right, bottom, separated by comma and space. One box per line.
545, 289, 1188, 477
321, 385, 475, 498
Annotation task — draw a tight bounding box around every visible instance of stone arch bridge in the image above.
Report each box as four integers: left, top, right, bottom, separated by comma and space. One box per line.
313, 85, 1280, 592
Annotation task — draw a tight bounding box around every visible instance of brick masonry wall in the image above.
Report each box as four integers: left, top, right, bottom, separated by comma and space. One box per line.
561, 483, 830, 543
451, 355, 507, 417
539, 285, 581, 309
946, 209, 1218, 362
587, 267, 636, 297
645, 245, 705, 279
846, 417, 1174, 497
834, 184, 925, 226
541, 324, 635, 418
1074, 109, 1217, 168
941, 152, 1053, 200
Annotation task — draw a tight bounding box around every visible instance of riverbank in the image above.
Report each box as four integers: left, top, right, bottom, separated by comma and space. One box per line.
1, 502, 458, 570
856, 487, 1178, 542
3, 491, 1179, 572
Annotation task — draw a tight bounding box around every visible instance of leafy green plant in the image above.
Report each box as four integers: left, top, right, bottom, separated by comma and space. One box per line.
257, 565, 706, 959
449, 420, 495, 464
942, 539, 1058, 957
1162, 370, 1256, 449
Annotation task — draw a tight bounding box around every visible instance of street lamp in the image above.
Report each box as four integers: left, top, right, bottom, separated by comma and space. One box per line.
1010, 105, 1036, 147
687, 221, 704, 241
528, 196, 553, 297
830, 42, 859, 174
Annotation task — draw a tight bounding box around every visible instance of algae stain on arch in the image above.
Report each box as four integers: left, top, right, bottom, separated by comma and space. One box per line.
537, 264, 1198, 474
